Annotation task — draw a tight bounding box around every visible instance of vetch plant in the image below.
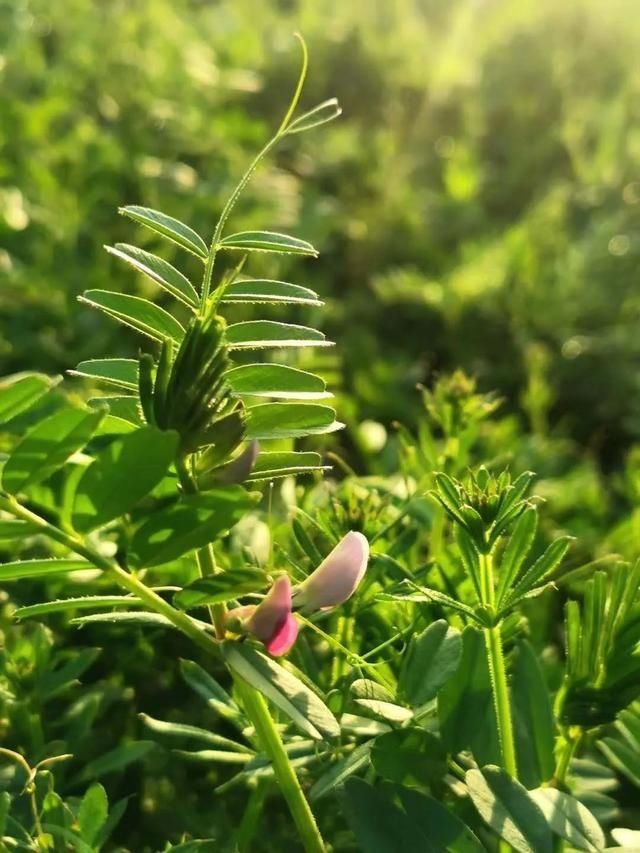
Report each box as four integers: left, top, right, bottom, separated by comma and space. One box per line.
0, 36, 362, 853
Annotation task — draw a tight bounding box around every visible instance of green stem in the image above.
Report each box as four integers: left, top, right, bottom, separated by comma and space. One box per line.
479, 552, 518, 779
552, 730, 583, 789
234, 679, 325, 853
0, 495, 218, 657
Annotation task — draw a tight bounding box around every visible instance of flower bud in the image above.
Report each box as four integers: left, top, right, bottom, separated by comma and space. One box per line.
227, 575, 298, 656
293, 531, 369, 612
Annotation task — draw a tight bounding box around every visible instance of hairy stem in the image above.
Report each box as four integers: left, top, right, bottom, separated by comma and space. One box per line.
0, 495, 218, 657
234, 679, 325, 853
480, 552, 518, 779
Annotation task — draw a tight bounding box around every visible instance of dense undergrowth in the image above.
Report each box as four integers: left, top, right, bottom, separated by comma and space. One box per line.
1, 1, 640, 851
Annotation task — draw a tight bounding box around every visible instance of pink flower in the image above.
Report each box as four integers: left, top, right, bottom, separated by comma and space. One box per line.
293, 531, 369, 612
226, 575, 298, 657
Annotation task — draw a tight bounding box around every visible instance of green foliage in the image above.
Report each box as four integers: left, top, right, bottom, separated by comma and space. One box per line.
2, 5, 640, 851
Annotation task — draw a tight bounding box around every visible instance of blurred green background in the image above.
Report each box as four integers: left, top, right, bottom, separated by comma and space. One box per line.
3, 0, 640, 465
2, 0, 640, 848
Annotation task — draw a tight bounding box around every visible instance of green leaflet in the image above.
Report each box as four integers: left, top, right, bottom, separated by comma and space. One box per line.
72, 426, 179, 531
128, 487, 256, 568
70, 359, 139, 391
225, 320, 333, 350
0, 558, 91, 581
79, 290, 185, 344
245, 403, 343, 440
221, 279, 322, 306
2, 406, 104, 494
223, 643, 340, 741
218, 230, 317, 256
106, 243, 199, 308
0, 372, 60, 425
226, 363, 331, 400
119, 205, 208, 258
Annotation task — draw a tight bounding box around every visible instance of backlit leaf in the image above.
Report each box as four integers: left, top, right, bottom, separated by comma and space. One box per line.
226, 321, 332, 350
119, 205, 208, 258
246, 403, 343, 440
72, 426, 178, 531
226, 363, 331, 400
221, 279, 322, 306
219, 230, 317, 256
3, 406, 105, 494
106, 243, 199, 308
0, 373, 59, 425
129, 487, 256, 568
79, 290, 185, 343
70, 359, 139, 391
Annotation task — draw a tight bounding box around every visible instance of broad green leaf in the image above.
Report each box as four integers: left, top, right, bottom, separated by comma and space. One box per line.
139, 713, 252, 753
342, 778, 436, 853
77, 741, 155, 781
72, 426, 178, 531
529, 789, 605, 851
174, 567, 267, 609
247, 451, 328, 481
496, 507, 538, 603
179, 659, 243, 724
371, 729, 447, 786
398, 619, 462, 707
245, 403, 343, 440
129, 487, 255, 568
106, 243, 199, 308
15, 595, 140, 620
350, 679, 395, 703
439, 626, 501, 766
285, 98, 342, 134
0, 373, 59, 425
70, 359, 139, 391
226, 363, 331, 400
88, 396, 142, 425
310, 741, 373, 801
0, 519, 37, 540
226, 321, 332, 350
119, 205, 208, 258
0, 558, 91, 581
223, 643, 340, 740
77, 783, 108, 847
221, 279, 322, 306
3, 406, 104, 494
466, 766, 553, 853
219, 230, 317, 256
395, 786, 486, 853
511, 641, 555, 788
79, 290, 185, 343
